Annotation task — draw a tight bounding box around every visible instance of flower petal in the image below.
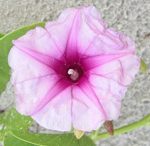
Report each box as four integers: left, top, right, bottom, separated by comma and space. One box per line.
15, 74, 58, 115
32, 87, 72, 131
46, 6, 106, 58
89, 54, 140, 86
72, 86, 105, 131
13, 27, 63, 58
82, 52, 131, 71
76, 7, 136, 56
8, 47, 66, 115
45, 7, 78, 57
76, 6, 107, 55
88, 74, 125, 120
8, 46, 54, 84
87, 54, 139, 121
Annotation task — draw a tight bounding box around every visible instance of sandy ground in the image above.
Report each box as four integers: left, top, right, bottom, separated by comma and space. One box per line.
0, 0, 150, 146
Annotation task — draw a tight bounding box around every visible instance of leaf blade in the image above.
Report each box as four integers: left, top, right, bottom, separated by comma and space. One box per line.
9, 130, 95, 146
0, 33, 4, 38
4, 109, 95, 146
4, 134, 35, 146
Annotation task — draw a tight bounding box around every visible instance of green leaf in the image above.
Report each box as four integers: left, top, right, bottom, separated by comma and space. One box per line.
4, 134, 35, 146
0, 111, 6, 141
0, 108, 32, 142
0, 33, 4, 38
5, 131, 95, 146
0, 111, 5, 124
140, 58, 148, 73
4, 109, 95, 146
0, 22, 45, 93
4, 108, 32, 131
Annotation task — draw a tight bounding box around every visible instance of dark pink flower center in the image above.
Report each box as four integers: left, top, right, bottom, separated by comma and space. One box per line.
52, 52, 89, 85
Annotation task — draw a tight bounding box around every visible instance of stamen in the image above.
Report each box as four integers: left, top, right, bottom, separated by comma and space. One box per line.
68, 68, 79, 81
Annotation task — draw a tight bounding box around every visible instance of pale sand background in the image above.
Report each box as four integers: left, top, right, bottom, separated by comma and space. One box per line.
0, 0, 150, 146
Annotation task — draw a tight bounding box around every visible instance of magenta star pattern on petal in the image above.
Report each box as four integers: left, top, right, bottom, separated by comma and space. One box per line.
8, 6, 140, 132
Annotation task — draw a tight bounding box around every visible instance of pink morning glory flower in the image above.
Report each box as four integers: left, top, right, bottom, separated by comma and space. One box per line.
8, 6, 140, 132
